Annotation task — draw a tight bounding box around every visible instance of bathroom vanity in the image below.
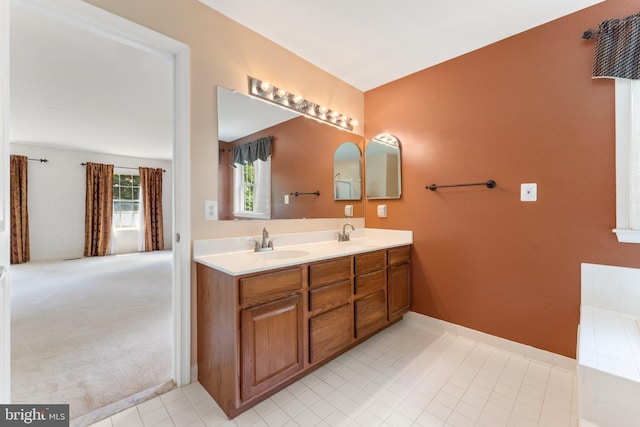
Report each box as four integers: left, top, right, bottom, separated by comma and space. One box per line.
193, 228, 412, 418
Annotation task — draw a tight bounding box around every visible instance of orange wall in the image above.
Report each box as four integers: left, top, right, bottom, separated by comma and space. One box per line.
364, 0, 640, 358
221, 117, 364, 219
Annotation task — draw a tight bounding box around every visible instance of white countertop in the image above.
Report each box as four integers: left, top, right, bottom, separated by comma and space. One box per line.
193, 228, 412, 276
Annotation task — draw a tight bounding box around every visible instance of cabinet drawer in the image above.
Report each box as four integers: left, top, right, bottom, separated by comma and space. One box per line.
240, 267, 303, 307
309, 280, 351, 314
309, 257, 351, 288
355, 290, 387, 338
354, 270, 385, 297
354, 251, 385, 275
309, 304, 353, 364
388, 246, 410, 266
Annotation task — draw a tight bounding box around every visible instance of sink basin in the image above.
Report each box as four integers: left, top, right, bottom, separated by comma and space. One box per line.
254, 249, 310, 260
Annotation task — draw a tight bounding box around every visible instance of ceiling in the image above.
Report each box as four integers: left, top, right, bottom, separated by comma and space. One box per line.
218, 87, 299, 142
9, 0, 604, 159
9, 3, 174, 160
200, 0, 603, 91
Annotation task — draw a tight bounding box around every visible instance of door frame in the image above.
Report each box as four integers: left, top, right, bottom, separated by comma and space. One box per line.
0, 0, 192, 401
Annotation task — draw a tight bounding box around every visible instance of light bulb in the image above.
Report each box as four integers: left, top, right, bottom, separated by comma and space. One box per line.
276, 88, 287, 98
260, 81, 273, 93
293, 95, 304, 105
318, 106, 328, 115
350, 119, 359, 127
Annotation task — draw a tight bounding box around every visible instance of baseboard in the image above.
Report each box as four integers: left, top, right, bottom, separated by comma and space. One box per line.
191, 364, 198, 383
405, 311, 577, 372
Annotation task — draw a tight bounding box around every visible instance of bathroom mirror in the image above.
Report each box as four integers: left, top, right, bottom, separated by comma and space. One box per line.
334, 142, 362, 200
365, 133, 402, 199
217, 86, 364, 219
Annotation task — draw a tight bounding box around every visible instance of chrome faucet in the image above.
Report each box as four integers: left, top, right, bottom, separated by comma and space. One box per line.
253, 227, 274, 251
338, 223, 355, 242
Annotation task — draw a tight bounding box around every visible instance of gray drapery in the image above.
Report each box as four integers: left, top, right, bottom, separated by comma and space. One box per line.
592, 13, 640, 79
231, 136, 272, 166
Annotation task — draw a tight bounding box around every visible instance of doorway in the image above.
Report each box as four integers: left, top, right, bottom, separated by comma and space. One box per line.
3, 0, 191, 420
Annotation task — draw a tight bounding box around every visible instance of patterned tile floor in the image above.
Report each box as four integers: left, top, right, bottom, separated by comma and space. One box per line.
90, 316, 578, 427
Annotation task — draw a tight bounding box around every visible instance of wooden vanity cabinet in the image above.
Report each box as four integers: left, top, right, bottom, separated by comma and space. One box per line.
196, 245, 411, 418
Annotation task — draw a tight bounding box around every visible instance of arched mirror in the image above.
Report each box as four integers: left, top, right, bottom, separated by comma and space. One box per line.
334, 142, 362, 200
365, 133, 401, 199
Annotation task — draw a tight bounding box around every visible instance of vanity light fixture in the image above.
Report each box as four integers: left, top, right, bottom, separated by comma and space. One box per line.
248, 76, 358, 132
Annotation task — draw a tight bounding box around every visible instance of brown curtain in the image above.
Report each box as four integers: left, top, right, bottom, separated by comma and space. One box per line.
84, 162, 114, 257
10, 155, 30, 264
140, 167, 164, 251
592, 13, 640, 79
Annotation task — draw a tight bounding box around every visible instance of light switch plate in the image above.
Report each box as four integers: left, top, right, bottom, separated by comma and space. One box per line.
377, 205, 387, 217
521, 183, 537, 202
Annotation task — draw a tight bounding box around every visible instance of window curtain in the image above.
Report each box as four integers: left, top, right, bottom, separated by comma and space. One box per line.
231, 136, 272, 167
139, 167, 164, 251
84, 162, 114, 257
10, 155, 29, 264
592, 13, 640, 79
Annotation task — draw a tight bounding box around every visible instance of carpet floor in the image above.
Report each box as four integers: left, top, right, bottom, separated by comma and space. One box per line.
10, 251, 172, 420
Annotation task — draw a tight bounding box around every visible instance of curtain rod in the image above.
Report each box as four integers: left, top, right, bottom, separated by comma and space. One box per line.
80, 162, 166, 172
28, 158, 48, 163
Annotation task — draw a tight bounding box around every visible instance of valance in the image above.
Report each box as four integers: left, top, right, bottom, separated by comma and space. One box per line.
593, 13, 640, 79
231, 136, 272, 166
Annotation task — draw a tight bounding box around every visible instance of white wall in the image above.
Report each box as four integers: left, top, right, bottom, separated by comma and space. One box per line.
10, 143, 172, 261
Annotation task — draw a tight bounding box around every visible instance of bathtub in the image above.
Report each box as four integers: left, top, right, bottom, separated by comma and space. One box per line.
579, 263, 640, 427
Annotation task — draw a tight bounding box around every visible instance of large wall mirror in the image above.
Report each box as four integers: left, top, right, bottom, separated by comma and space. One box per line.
334, 142, 362, 200
217, 87, 365, 219
365, 133, 402, 199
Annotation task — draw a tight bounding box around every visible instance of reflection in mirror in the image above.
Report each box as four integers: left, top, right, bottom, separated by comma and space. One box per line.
217, 87, 365, 219
365, 133, 402, 199
334, 142, 362, 200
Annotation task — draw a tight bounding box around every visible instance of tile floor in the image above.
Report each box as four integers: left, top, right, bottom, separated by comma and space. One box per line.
90, 317, 578, 427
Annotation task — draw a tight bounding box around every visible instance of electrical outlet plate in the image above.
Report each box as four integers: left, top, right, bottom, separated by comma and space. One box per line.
521, 183, 537, 202
204, 200, 217, 220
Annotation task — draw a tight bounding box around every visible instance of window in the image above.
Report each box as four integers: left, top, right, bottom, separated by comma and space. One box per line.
233, 158, 271, 219
614, 79, 640, 243
113, 173, 141, 229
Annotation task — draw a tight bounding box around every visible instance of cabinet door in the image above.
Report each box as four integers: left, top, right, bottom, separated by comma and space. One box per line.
309, 304, 353, 364
354, 290, 386, 338
388, 263, 410, 320
241, 294, 303, 400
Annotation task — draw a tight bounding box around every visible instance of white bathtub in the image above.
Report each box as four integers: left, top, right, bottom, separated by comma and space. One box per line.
579, 264, 640, 427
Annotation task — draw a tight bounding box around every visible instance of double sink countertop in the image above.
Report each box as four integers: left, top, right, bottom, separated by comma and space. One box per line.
193, 228, 413, 276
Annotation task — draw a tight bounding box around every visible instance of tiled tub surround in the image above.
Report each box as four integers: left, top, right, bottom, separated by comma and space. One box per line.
193, 228, 413, 274
579, 263, 640, 427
